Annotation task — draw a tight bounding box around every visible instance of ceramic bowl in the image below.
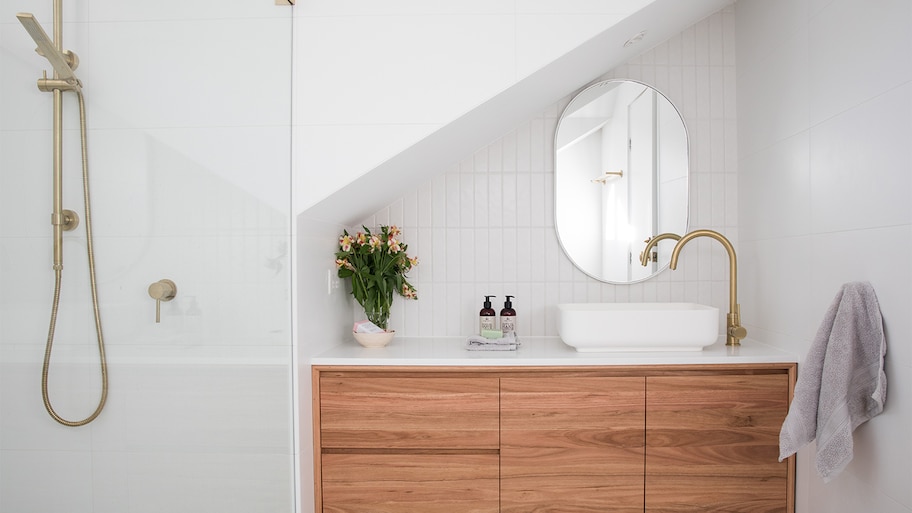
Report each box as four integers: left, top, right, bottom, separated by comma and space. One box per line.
352, 330, 395, 348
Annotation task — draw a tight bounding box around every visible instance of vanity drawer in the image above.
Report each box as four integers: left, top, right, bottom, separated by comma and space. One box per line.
319, 375, 499, 450
321, 453, 500, 513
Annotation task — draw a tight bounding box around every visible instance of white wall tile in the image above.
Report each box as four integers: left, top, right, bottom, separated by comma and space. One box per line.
807, 0, 912, 126
738, 0, 912, 511
809, 84, 912, 233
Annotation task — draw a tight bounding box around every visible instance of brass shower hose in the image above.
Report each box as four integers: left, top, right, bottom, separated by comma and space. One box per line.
41, 89, 108, 427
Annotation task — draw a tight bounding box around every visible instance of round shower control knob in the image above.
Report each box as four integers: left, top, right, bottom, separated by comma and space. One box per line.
148, 279, 177, 301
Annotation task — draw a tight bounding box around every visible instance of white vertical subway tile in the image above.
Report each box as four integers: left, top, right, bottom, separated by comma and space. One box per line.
681, 25, 696, 66
694, 18, 710, 66
501, 130, 517, 172
388, 198, 404, 227
488, 137, 503, 173
515, 122, 531, 172
530, 117, 545, 173
695, 66, 712, 121
515, 227, 532, 282
710, 66, 725, 120
431, 173, 447, 227
460, 228, 476, 284
475, 228, 490, 285
708, 11, 724, 65
431, 227, 448, 282
488, 174, 504, 227
502, 228, 518, 283
488, 227, 504, 285
722, 10, 736, 66
446, 174, 461, 227
474, 173, 489, 228
502, 174, 517, 226
402, 189, 418, 229
515, 172, 531, 227
445, 227, 462, 282
460, 174, 475, 226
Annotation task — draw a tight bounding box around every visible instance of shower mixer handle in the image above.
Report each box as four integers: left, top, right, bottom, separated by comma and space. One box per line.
148, 279, 177, 323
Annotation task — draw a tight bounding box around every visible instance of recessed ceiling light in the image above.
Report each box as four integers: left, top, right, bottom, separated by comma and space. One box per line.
624, 30, 647, 47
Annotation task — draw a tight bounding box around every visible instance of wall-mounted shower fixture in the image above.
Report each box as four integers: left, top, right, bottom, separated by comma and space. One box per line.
16, 12, 81, 90
18, 1, 108, 427
148, 279, 178, 323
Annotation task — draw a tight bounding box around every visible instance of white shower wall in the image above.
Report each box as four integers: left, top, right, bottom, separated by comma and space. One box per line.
0, 1, 295, 512
357, 9, 739, 339
736, 0, 912, 511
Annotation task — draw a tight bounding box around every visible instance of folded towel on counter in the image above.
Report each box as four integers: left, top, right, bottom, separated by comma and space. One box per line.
779, 281, 887, 482
465, 332, 520, 351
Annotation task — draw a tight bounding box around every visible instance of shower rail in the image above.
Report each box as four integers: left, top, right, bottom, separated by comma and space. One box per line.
17, 3, 108, 427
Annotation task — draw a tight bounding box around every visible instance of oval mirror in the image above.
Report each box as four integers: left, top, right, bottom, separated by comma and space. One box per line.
554, 79, 689, 283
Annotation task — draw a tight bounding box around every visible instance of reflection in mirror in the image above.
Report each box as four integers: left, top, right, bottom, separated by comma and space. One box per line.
554, 80, 689, 284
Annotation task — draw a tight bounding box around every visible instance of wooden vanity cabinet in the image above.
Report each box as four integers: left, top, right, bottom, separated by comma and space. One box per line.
313, 365, 796, 513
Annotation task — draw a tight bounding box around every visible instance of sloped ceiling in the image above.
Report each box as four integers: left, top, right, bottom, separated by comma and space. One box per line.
303, 0, 734, 226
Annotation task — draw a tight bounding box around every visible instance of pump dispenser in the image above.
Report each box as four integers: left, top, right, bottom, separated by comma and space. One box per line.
480, 295, 496, 332
500, 295, 516, 334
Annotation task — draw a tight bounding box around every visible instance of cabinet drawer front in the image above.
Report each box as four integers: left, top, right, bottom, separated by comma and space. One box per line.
501, 377, 646, 513
320, 376, 499, 449
645, 374, 790, 512
321, 453, 499, 513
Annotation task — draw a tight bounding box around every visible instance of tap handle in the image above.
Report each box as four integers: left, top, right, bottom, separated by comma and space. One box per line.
148, 279, 177, 323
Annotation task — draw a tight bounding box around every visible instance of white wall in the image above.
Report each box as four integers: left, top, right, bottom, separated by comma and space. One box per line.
0, 2, 295, 512
291, 0, 656, 213
354, 9, 738, 338
736, 0, 912, 512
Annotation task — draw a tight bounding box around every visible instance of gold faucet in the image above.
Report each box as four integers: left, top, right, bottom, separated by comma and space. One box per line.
669, 229, 747, 346
639, 233, 681, 266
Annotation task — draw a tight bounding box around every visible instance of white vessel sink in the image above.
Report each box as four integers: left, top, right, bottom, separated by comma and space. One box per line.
557, 303, 720, 352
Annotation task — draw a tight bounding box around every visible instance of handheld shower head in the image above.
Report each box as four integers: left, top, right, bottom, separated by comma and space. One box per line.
16, 12, 81, 86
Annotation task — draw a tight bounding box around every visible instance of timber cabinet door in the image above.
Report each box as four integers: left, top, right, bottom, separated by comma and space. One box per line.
500, 376, 647, 513
645, 373, 792, 513
317, 374, 500, 513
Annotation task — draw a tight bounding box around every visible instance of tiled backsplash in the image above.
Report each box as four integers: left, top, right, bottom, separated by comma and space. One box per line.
357, 8, 737, 337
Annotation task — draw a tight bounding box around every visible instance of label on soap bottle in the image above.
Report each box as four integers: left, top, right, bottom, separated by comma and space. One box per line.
480, 316, 495, 331
501, 316, 515, 334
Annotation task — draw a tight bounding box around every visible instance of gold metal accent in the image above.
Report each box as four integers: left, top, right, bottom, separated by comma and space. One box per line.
670, 229, 747, 346
51, 209, 79, 231
148, 279, 178, 323
591, 170, 624, 184
639, 233, 681, 266
16, 13, 81, 88
24, 1, 107, 427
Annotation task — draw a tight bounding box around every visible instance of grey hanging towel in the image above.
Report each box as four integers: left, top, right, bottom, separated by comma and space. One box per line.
779, 281, 887, 482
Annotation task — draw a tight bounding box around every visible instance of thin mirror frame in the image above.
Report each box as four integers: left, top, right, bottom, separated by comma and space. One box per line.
553, 79, 690, 284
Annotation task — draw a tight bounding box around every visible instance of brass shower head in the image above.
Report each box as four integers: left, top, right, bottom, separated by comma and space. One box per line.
16, 12, 81, 86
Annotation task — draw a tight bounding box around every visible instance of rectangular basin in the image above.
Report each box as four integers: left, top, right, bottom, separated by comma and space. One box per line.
557, 303, 719, 352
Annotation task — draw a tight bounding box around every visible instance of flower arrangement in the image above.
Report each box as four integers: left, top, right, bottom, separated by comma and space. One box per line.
335, 225, 418, 331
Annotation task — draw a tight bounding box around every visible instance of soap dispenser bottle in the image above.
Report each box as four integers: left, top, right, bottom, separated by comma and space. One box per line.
480, 295, 496, 332
500, 295, 516, 335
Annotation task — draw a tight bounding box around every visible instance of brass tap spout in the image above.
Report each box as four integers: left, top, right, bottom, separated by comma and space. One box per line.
669, 229, 747, 346
639, 233, 681, 266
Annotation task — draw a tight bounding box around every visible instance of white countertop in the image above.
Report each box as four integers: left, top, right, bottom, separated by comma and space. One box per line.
311, 336, 798, 367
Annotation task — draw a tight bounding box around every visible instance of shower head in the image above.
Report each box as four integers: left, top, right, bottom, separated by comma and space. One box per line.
16, 12, 80, 86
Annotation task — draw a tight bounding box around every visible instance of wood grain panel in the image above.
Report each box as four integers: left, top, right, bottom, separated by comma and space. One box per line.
320, 376, 499, 449
321, 453, 499, 513
501, 377, 646, 513
645, 374, 790, 513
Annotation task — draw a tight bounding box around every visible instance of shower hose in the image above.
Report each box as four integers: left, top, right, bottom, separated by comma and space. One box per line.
41, 89, 108, 427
